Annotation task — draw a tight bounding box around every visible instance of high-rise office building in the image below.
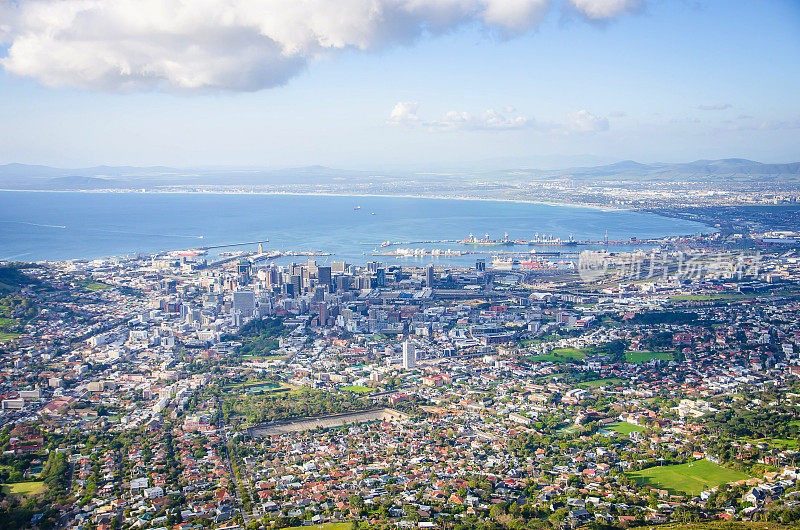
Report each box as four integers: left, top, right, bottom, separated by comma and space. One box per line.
335, 275, 350, 292
425, 265, 435, 288
290, 275, 301, 298
237, 260, 251, 284
402, 341, 416, 369
476, 259, 486, 272
313, 285, 326, 302
233, 290, 256, 318
317, 266, 332, 288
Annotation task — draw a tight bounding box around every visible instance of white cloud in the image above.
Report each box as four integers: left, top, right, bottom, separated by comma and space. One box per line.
387, 101, 420, 126
394, 105, 610, 133
758, 119, 800, 131
481, 0, 551, 33
0, 0, 635, 92
570, 0, 641, 19
698, 103, 732, 110
567, 109, 609, 132
427, 108, 533, 131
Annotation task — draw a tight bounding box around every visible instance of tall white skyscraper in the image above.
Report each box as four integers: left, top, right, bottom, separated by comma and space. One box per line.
402, 341, 416, 370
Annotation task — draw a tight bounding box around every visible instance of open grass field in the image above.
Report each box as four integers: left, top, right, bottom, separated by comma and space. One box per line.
0, 331, 20, 343
525, 347, 589, 364
608, 421, 644, 435
580, 378, 625, 388
625, 350, 674, 363
224, 379, 280, 389
85, 281, 113, 291
741, 437, 799, 449
223, 380, 293, 396
669, 293, 753, 302
628, 459, 750, 495
549, 347, 588, 360
2, 481, 44, 496
341, 385, 373, 394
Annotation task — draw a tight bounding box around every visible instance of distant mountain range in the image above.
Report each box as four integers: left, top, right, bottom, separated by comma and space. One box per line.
0, 158, 798, 190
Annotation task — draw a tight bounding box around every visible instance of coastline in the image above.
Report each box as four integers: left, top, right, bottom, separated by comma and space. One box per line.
0, 189, 714, 263
0, 187, 630, 213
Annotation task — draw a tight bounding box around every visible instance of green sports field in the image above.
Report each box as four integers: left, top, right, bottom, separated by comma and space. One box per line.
628, 459, 749, 495
625, 351, 674, 363
2, 481, 44, 496
341, 385, 373, 394
608, 421, 644, 435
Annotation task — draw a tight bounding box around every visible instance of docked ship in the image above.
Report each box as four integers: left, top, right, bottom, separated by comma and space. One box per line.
527, 232, 577, 246
491, 257, 519, 269
462, 232, 514, 246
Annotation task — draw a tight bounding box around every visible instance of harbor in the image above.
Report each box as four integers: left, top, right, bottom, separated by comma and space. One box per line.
370, 232, 659, 248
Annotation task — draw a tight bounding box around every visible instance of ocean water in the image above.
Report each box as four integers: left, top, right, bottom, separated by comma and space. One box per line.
0, 191, 710, 266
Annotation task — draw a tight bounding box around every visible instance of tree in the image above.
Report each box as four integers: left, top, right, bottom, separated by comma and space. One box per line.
349, 494, 364, 510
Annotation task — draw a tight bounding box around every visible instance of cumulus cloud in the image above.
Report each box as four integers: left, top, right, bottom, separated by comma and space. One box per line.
570, 0, 641, 19
567, 109, 609, 132
698, 103, 732, 110
0, 0, 553, 92
0, 0, 642, 92
427, 108, 534, 131
758, 119, 800, 131
394, 104, 611, 134
386, 101, 420, 126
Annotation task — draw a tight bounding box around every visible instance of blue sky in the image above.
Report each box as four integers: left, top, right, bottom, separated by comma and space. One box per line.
0, 0, 798, 168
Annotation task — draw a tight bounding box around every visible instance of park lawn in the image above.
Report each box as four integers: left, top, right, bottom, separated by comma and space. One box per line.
2, 481, 44, 496
282, 523, 353, 530
549, 347, 588, 360
580, 378, 625, 388
224, 379, 279, 389
0, 331, 20, 343
742, 437, 799, 450
608, 421, 645, 435
85, 281, 113, 291
625, 350, 674, 363
341, 385, 373, 394
670, 293, 750, 302
628, 459, 750, 495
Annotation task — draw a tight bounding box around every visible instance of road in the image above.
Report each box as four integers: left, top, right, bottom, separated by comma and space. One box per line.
217, 398, 252, 527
